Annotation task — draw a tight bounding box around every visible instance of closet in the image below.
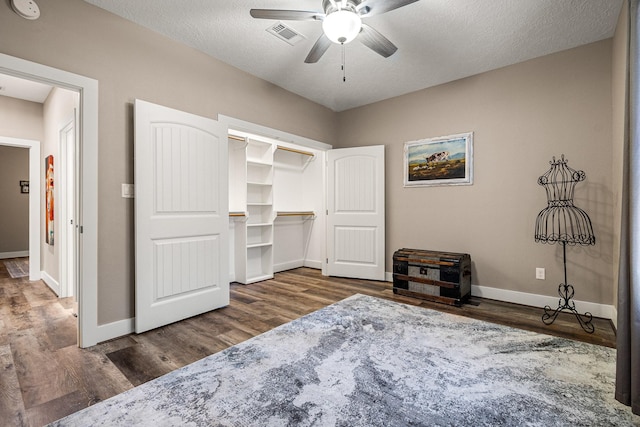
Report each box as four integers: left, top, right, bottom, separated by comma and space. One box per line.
226, 122, 385, 284
228, 132, 325, 284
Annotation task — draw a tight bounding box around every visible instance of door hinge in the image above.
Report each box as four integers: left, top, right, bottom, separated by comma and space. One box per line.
326, 258, 328, 263
80, 226, 84, 234
326, 209, 328, 215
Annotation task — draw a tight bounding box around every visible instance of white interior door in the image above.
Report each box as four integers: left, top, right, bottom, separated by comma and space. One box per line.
59, 115, 76, 299
135, 99, 229, 333
326, 145, 385, 280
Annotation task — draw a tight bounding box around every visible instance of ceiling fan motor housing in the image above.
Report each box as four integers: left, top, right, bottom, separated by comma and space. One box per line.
322, 0, 363, 14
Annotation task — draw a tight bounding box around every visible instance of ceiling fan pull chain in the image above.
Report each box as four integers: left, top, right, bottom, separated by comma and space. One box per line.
342, 43, 346, 82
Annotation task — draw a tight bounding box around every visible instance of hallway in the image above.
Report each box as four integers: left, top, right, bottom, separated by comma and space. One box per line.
0, 258, 130, 426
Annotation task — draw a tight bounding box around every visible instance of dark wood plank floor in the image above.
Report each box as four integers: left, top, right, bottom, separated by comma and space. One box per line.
0, 260, 616, 426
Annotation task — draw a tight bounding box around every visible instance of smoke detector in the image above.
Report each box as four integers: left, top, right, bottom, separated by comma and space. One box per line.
11, 0, 40, 20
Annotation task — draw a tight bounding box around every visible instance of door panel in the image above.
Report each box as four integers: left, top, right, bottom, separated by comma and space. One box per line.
135, 100, 228, 333
327, 145, 385, 280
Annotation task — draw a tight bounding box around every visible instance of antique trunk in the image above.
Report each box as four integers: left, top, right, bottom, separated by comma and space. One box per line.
393, 248, 471, 306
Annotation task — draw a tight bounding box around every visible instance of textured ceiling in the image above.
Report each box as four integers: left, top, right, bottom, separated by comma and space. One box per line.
83, 0, 622, 112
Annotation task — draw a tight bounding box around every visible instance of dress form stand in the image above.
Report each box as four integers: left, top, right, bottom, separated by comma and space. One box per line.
534, 155, 596, 333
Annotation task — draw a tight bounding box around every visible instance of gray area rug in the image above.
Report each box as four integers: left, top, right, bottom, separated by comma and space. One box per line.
3, 258, 28, 278
50, 294, 639, 426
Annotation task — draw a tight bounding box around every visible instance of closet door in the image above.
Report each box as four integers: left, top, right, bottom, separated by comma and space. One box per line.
134, 100, 229, 333
326, 145, 385, 281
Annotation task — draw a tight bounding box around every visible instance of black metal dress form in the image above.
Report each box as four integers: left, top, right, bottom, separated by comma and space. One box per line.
535, 155, 596, 333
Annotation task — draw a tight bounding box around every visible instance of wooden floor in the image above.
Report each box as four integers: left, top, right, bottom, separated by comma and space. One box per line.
0, 260, 616, 427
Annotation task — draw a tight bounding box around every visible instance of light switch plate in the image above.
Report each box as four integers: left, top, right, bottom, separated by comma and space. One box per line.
122, 183, 134, 198
535, 268, 545, 280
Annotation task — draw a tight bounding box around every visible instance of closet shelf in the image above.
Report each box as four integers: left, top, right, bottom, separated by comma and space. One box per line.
276, 145, 314, 158
247, 222, 272, 227
247, 242, 272, 249
247, 181, 272, 186
276, 211, 316, 218
247, 159, 272, 167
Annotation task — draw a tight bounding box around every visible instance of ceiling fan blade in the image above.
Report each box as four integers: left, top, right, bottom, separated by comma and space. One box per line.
305, 34, 332, 63
357, 0, 420, 17
358, 24, 398, 58
250, 9, 323, 21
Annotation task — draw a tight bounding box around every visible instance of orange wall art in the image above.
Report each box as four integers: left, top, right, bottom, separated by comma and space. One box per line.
45, 155, 54, 245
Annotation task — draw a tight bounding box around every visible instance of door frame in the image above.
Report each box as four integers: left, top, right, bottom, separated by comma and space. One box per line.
0, 136, 40, 281
0, 53, 99, 348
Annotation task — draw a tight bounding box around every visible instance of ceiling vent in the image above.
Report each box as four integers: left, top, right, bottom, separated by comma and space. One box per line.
267, 22, 306, 46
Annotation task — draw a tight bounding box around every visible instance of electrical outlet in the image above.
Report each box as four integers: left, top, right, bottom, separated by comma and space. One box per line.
536, 268, 545, 280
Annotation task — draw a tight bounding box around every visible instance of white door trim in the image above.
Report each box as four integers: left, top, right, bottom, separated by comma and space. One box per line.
0, 136, 40, 281
0, 53, 99, 348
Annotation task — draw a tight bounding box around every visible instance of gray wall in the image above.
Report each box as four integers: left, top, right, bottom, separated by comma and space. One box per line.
0, 95, 43, 141
337, 40, 615, 305
0, 145, 29, 254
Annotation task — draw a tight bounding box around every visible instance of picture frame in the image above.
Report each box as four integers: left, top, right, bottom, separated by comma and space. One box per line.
403, 132, 473, 187
20, 180, 29, 193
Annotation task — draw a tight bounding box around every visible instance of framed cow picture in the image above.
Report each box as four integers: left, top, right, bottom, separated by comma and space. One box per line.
403, 132, 473, 187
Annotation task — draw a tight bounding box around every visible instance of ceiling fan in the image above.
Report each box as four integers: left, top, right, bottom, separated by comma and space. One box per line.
250, 0, 420, 63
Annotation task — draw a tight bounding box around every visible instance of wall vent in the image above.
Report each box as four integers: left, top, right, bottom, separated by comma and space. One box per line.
267, 22, 306, 46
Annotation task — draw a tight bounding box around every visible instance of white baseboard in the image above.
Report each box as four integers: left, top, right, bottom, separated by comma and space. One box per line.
95, 273, 618, 344
41, 270, 60, 296
274, 259, 305, 273
384, 272, 615, 321
303, 259, 322, 269
471, 284, 615, 320
0, 250, 29, 259
96, 318, 135, 344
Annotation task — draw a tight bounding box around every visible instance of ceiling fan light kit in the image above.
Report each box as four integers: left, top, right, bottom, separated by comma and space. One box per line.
322, 10, 362, 44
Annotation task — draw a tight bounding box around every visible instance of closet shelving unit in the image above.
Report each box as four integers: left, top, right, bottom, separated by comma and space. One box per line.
229, 133, 323, 284
229, 135, 274, 283
242, 138, 275, 283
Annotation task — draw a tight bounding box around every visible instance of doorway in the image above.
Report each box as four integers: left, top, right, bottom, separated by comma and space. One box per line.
0, 53, 99, 348
0, 83, 78, 322
0, 137, 40, 280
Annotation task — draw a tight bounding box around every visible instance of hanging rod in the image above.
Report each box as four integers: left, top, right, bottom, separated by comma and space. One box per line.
276, 145, 314, 158
276, 211, 315, 217
229, 211, 246, 217
228, 135, 246, 142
